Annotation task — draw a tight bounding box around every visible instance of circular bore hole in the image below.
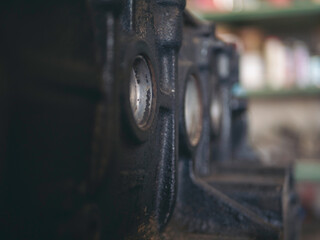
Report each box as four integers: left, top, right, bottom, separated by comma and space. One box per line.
129, 55, 154, 129
217, 53, 230, 79
184, 75, 203, 146
210, 94, 222, 135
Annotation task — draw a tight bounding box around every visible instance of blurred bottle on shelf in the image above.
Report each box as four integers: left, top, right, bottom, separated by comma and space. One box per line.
239, 27, 265, 90
284, 42, 296, 88
240, 51, 265, 90
238, 33, 320, 91
240, 34, 320, 91
310, 56, 320, 86
265, 37, 288, 89
293, 41, 311, 88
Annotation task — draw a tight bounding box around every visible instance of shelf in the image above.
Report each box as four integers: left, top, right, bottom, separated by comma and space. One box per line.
239, 87, 320, 98
197, 2, 320, 23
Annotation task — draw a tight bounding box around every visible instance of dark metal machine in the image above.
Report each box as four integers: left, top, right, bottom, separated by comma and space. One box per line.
0, 0, 300, 239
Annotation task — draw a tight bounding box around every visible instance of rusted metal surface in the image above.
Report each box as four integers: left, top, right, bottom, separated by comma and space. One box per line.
0, 0, 301, 239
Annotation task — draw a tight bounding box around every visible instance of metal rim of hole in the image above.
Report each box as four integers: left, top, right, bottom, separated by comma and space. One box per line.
184, 75, 203, 146
210, 94, 222, 135
217, 53, 230, 79
129, 55, 154, 130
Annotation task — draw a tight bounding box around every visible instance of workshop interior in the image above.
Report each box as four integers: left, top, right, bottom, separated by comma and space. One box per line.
1, 0, 320, 239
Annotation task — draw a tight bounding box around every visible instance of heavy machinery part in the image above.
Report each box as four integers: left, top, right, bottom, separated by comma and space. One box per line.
0, 1, 301, 240
1, 0, 185, 239
164, 12, 283, 240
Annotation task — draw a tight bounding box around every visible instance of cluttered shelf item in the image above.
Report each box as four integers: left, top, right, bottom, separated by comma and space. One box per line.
193, 1, 320, 94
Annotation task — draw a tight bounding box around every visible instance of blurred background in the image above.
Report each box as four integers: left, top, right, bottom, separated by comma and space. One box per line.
187, 0, 320, 239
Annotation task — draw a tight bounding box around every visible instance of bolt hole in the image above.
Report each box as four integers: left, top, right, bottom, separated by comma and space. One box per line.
217, 53, 229, 79
210, 94, 222, 135
129, 55, 154, 129
184, 75, 203, 146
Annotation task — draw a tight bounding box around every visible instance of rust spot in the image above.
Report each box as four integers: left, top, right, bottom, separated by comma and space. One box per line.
127, 217, 164, 240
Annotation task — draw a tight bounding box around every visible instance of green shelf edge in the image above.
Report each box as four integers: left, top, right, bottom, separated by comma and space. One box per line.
238, 87, 320, 98
196, 2, 320, 23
